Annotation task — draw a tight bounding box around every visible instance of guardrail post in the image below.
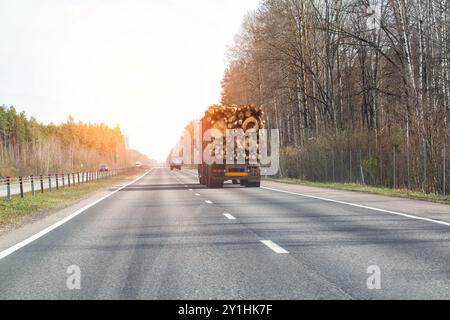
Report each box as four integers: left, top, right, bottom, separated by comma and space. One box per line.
31, 175, 35, 196
56, 174, 59, 190
77, 172, 80, 185
40, 175, 44, 193
19, 177, 24, 198
72, 173, 75, 186
62, 174, 65, 188
6, 177, 11, 200
49, 175, 52, 192
68, 173, 71, 187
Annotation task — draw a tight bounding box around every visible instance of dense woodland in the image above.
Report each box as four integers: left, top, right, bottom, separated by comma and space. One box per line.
0, 106, 143, 177
222, 0, 449, 194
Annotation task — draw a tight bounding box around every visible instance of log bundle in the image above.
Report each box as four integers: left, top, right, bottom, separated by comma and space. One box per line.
202, 104, 265, 162
204, 104, 265, 132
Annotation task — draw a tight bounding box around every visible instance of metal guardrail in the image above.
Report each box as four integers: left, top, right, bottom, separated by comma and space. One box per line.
0, 167, 138, 200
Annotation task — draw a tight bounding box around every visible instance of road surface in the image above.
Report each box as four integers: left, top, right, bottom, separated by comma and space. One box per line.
0, 168, 449, 299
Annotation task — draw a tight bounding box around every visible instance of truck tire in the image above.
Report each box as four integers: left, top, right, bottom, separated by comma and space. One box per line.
207, 178, 223, 188
232, 179, 239, 185
206, 172, 223, 188
245, 181, 261, 188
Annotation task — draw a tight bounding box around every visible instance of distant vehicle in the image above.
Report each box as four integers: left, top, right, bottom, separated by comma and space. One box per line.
98, 163, 109, 172
170, 157, 183, 171
135, 161, 142, 168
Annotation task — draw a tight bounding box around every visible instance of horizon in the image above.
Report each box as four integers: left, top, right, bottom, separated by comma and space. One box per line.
0, 0, 260, 162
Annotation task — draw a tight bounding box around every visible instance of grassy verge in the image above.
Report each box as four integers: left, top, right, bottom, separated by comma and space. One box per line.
265, 177, 450, 203
0, 174, 139, 227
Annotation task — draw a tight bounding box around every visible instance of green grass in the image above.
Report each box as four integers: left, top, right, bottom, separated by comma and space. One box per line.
0, 174, 138, 227
265, 177, 450, 203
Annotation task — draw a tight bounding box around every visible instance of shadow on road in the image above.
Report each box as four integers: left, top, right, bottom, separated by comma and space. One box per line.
120, 183, 242, 191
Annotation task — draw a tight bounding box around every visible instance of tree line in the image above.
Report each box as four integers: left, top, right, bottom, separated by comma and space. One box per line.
0, 105, 139, 177
221, 0, 449, 194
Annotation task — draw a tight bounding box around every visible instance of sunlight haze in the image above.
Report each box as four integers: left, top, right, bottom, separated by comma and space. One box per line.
0, 0, 260, 161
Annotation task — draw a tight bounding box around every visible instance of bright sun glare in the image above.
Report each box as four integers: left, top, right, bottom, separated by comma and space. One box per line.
0, 0, 260, 161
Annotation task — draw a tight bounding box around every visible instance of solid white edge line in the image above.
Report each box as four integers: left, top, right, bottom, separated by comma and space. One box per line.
261, 186, 450, 227
0, 169, 153, 260
260, 240, 289, 254
223, 213, 236, 220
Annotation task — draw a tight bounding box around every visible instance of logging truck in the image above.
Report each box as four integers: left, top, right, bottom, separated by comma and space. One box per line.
197, 105, 263, 188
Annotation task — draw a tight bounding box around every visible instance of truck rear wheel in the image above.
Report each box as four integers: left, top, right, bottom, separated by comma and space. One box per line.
245, 181, 261, 188
206, 174, 223, 188
208, 177, 223, 188
207, 179, 223, 188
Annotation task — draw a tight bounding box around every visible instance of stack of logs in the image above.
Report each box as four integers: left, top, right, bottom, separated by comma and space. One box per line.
203, 104, 265, 162
204, 104, 265, 132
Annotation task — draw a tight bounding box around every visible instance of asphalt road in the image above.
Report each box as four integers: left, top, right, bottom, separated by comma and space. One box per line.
0, 168, 449, 299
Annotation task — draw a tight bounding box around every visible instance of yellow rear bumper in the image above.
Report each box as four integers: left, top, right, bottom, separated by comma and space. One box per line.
224, 172, 249, 177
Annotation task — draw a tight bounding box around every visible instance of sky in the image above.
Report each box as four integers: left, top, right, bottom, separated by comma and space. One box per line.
0, 0, 260, 162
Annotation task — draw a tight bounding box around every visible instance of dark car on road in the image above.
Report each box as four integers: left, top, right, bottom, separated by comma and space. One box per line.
98, 163, 109, 172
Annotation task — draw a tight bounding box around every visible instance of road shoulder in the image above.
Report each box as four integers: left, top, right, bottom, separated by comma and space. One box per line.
0, 175, 139, 252
262, 180, 450, 224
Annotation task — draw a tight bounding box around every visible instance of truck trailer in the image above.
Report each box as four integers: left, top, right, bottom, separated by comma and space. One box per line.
197, 104, 264, 188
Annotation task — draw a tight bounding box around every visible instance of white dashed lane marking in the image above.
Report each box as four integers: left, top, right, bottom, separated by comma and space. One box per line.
223, 213, 236, 220
260, 240, 289, 254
